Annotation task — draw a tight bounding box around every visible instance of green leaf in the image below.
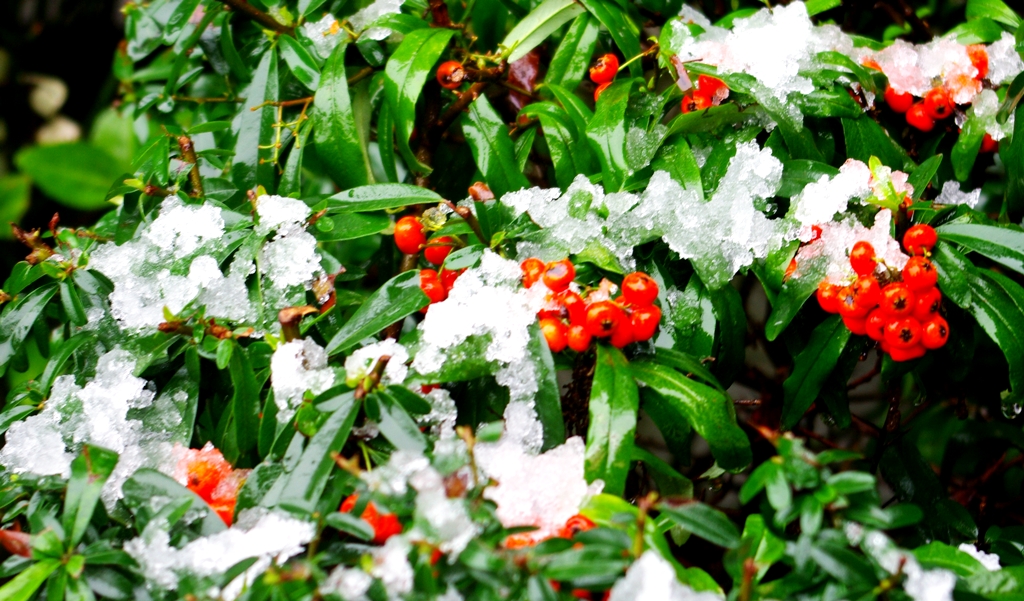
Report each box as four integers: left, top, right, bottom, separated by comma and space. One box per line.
804, 0, 841, 16
502, 0, 585, 63
275, 394, 360, 514
367, 390, 427, 453
781, 315, 852, 430
777, 160, 839, 198
938, 223, 1024, 277
314, 212, 390, 241
15, 143, 122, 211
631, 446, 693, 498
584, 345, 638, 497
952, 112, 987, 182
232, 50, 278, 190
586, 79, 633, 192
958, 269, 1024, 401
545, 14, 599, 91
653, 347, 722, 391
63, 445, 119, 548
660, 503, 741, 549
324, 270, 430, 354
931, 243, 973, 307
328, 183, 442, 212
764, 271, 821, 342
528, 323, 567, 451
0, 175, 30, 240
122, 469, 226, 536
228, 344, 261, 455
630, 360, 751, 471
0, 285, 57, 377
187, 121, 232, 135
58, 281, 87, 327
384, 28, 456, 174
89, 108, 136, 170
324, 511, 374, 540
0, 559, 60, 601
809, 543, 878, 585
841, 116, 913, 171
825, 471, 876, 495
524, 102, 589, 189
462, 95, 530, 198
965, 0, 1021, 28
664, 104, 750, 137
908, 154, 942, 201
577, 0, 642, 78
708, 283, 745, 387
913, 541, 987, 577
278, 35, 320, 90
376, 101, 399, 183
946, 18, 1008, 44
314, 42, 374, 189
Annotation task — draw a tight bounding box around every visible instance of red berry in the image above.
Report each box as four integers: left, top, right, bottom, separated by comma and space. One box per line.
967, 44, 989, 80
902, 224, 937, 255
838, 286, 870, 319
437, 61, 466, 90
543, 259, 575, 292
852, 275, 881, 309
809, 225, 822, 243
843, 315, 868, 336
340, 495, 402, 545
609, 318, 634, 348
567, 324, 592, 352
420, 269, 447, 305
884, 317, 922, 349
558, 290, 587, 326
424, 236, 455, 266
866, 308, 887, 341
560, 515, 595, 538
585, 301, 624, 338
884, 86, 913, 113
921, 316, 949, 349
849, 241, 876, 276
540, 318, 568, 353
902, 256, 937, 291
631, 305, 661, 341
912, 286, 942, 322
816, 282, 842, 314
440, 267, 463, 292
906, 102, 935, 132
681, 91, 712, 114
521, 258, 546, 288
621, 272, 659, 306
697, 75, 726, 97
394, 216, 426, 255
593, 82, 611, 102
589, 54, 619, 84
980, 133, 998, 153
888, 343, 926, 362
923, 88, 952, 120
880, 282, 916, 318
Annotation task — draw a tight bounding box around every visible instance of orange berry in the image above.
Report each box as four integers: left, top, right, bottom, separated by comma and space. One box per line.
424, 236, 455, 266
567, 324, 592, 352
921, 316, 949, 349
420, 269, 447, 305
440, 267, 463, 292
884, 317, 922, 349
589, 54, 619, 84
621, 272, 659, 306
837, 286, 870, 319
560, 515, 595, 538
902, 256, 937, 291
906, 102, 935, 132
540, 318, 568, 353
394, 216, 426, 255
558, 290, 587, 326
816, 282, 842, 314
912, 286, 942, 322
884, 86, 914, 113
866, 308, 887, 341
849, 241, 876, 276
542, 259, 575, 292
521, 258, 546, 288
852, 275, 881, 309
630, 305, 661, 342
980, 133, 998, 153
967, 44, 989, 80
843, 315, 868, 336
888, 343, 926, 362
902, 224, 937, 255
880, 282, 916, 318
681, 91, 712, 114
437, 61, 466, 90
585, 301, 624, 338
609, 318, 634, 348
594, 81, 611, 102
923, 88, 953, 120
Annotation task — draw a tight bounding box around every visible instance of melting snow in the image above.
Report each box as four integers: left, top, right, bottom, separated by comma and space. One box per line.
608, 550, 723, 601
270, 338, 336, 422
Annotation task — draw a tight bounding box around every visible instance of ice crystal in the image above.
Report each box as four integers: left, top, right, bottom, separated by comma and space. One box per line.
793, 209, 908, 285
270, 338, 336, 422
958, 543, 1001, 571
409, 465, 478, 556
969, 89, 1014, 141
344, 339, 409, 387
475, 435, 602, 543
790, 159, 871, 237
987, 32, 1024, 85
254, 194, 311, 236
302, 14, 343, 59
867, 37, 981, 103
608, 551, 724, 601
934, 180, 981, 209
125, 508, 315, 599
348, 0, 403, 40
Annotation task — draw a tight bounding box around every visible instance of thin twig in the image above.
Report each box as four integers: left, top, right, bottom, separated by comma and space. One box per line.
176, 135, 204, 198
354, 355, 391, 400
216, 0, 293, 34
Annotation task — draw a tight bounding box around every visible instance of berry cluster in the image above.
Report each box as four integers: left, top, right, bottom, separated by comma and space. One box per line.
680, 75, 729, 113
881, 44, 994, 147
392, 214, 465, 311
816, 225, 948, 362
589, 53, 619, 101
174, 445, 247, 525
521, 258, 662, 352
419, 266, 463, 311
339, 494, 404, 545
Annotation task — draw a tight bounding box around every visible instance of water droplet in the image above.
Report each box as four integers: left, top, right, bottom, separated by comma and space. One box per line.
1001, 403, 1022, 419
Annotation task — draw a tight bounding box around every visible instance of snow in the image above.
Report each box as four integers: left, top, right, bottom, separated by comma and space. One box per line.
475, 435, 602, 544
0, 349, 188, 507
421, 388, 458, 437
792, 209, 908, 285
270, 338, 336, 422
409, 465, 478, 556
790, 160, 871, 236
125, 508, 315, 599
958, 543, 1002, 571
348, 0, 403, 40
362, 450, 431, 496
861, 530, 955, 601
987, 32, 1024, 85
970, 89, 1014, 142
934, 181, 981, 209
90, 197, 251, 329
608, 551, 723, 601
254, 194, 311, 236
344, 339, 409, 387
867, 38, 979, 102
302, 14, 343, 59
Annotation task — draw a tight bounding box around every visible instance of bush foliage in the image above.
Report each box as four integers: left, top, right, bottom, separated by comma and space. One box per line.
2, 0, 1024, 599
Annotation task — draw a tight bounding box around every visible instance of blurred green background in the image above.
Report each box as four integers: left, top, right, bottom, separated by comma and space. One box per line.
0, 0, 969, 279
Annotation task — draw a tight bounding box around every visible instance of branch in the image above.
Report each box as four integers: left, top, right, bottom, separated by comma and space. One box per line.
177, 135, 204, 198
217, 0, 293, 34
354, 355, 391, 400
